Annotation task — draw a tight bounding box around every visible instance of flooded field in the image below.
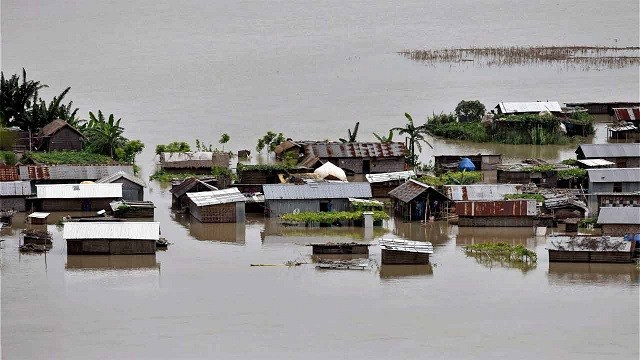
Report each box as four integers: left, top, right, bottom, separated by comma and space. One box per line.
2, 0, 639, 358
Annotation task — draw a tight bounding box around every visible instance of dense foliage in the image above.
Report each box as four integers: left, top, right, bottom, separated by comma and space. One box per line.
22, 151, 116, 165
149, 169, 200, 182
557, 168, 587, 180
155, 141, 191, 155
236, 163, 293, 174
464, 242, 537, 263
256, 131, 285, 153
455, 100, 486, 122
280, 210, 389, 224
0, 151, 18, 165
424, 118, 489, 142
419, 171, 483, 186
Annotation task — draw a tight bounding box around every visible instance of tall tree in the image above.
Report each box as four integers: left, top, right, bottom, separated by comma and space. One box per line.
392, 113, 432, 168
0, 69, 47, 129
219, 133, 230, 151
28, 87, 77, 130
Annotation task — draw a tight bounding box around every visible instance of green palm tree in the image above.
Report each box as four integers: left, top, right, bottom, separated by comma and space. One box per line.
86, 111, 125, 157
392, 113, 432, 168
0, 69, 48, 129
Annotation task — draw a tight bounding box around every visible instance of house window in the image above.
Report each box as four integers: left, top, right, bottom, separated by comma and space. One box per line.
613, 182, 622, 192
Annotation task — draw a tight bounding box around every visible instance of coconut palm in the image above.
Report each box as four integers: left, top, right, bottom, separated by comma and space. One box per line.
392, 112, 432, 168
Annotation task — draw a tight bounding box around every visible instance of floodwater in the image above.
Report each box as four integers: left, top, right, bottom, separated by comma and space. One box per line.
2, 1, 639, 359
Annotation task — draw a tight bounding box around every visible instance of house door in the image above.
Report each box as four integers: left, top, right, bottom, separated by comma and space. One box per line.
81, 199, 91, 211
363, 160, 371, 173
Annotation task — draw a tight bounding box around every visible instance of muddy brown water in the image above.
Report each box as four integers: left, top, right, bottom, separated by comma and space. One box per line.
2, 1, 639, 358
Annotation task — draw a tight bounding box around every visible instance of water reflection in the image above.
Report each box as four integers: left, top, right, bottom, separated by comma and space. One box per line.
455, 226, 541, 248
379, 265, 434, 279
261, 220, 388, 245
65, 255, 158, 270
548, 263, 640, 286
391, 220, 453, 246
172, 213, 245, 243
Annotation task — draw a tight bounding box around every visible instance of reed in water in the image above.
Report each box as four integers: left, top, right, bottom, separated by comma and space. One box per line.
399, 45, 640, 69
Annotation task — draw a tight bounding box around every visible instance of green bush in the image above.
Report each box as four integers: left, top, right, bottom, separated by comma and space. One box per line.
504, 193, 545, 202
557, 168, 587, 180
0, 151, 18, 165
280, 211, 389, 224
155, 141, 191, 155
419, 171, 483, 186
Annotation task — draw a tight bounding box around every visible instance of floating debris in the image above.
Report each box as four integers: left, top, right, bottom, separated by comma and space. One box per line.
316, 259, 370, 270
399, 46, 640, 70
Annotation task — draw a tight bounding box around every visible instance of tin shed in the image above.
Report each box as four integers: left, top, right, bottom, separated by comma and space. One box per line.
64, 221, 159, 255
96, 171, 145, 201
597, 207, 640, 236
263, 182, 372, 217
187, 188, 245, 223
388, 179, 450, 221
0, 180, 31, 211
34, 183, 122, 211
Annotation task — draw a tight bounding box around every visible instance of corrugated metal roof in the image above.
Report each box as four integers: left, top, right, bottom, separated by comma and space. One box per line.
546, 235, 631, 252
379, 239, 433, 254
301, 142, 406, 158
497, 101, 562, 114
613, 107, 640, 122
263, 182, 372, 200
28, 212, 50, 219
36, 183, 122, 199
444, 184, 523, 201
576, 144, 640, 159
0, 181, 31, 196
63, 221, 160, 240
587, 168, 640, 183
388, 179, 448, 203
19, 165, 134, 180
96, 171, 146, 187
576, 159, 615, 167
0, 165, 19, 181
187, 188, 245, 206
170, 177, 218, 197
597, 207, 640, 225
160, 152, 230, 168
365, 170, 415, 183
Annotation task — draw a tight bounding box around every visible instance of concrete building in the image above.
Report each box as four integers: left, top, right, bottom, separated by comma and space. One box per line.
576, 144, 640, 168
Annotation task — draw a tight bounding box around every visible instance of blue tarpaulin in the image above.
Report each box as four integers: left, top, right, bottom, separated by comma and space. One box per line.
459, 157, 476, 171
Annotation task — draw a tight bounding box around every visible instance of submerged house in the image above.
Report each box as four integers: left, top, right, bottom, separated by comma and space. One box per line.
170, 177, 218, 210
547, 235, 634, 263
388, 179, 450, 221
160, 151, 230, 174
36, 119, 85, 152
262, 182, 372, 217
597, 207, 640, 236
365, 170, 415, 198
586, 168, 640, 214
576, 144, 640, 168
456, 199, 538, 227
64, 221, 159, 255
0, 180, 31, 211
19, 164, 135, 190
276, 141, 407, 174
33, 183, 122, 211
96, 171, 145, 201
496, 162, 570, 188
187, 188, 246, 223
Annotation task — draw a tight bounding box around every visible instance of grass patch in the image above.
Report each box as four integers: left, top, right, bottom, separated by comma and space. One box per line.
22, 151, 116, 165
150, 169, 202, 182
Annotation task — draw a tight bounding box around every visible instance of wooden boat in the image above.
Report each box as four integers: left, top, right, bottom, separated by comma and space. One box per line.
379, 238, 434, 265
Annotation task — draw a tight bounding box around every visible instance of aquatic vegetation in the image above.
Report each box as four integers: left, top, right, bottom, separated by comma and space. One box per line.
463, 242, 537, 273
419, 171, 483, 186
399, 45, 640, 70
